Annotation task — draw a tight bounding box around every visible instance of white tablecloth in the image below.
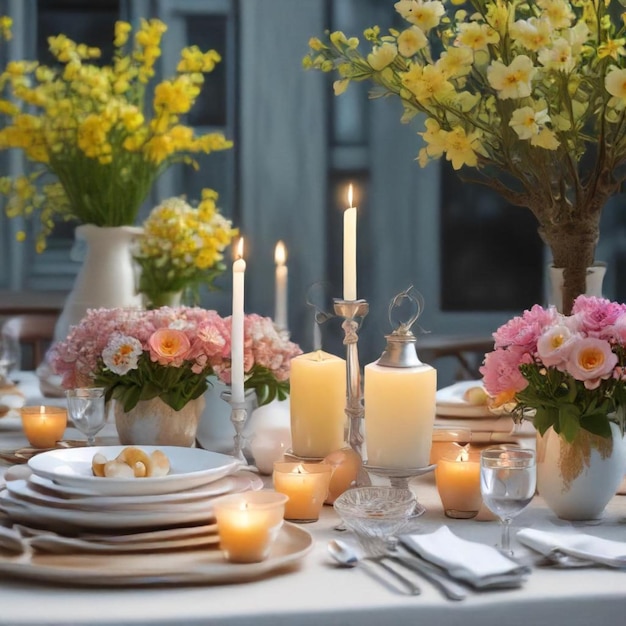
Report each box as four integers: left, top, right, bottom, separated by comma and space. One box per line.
0, 374, 625, 626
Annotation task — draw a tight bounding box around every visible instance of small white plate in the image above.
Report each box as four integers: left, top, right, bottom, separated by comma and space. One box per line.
28, 446, 241, 496
0, 523, 313, 586
436, 381, 493, 418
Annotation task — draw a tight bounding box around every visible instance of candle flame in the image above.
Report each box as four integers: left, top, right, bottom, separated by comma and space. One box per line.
456, 445, 470, 462
347, 183, 354, 208
275, 240, 286, 265
39, 406, 45, 415
236, 237, 244, 260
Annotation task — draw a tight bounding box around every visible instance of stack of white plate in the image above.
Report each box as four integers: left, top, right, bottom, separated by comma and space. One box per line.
0, 445, 262, 550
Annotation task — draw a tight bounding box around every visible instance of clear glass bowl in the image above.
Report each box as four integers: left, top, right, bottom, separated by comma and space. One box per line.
333, 486, 417, 540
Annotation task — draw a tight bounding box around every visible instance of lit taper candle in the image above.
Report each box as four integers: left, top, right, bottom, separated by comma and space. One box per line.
274, 240, 288, 330
231, 237, 246, 404
343, 184, 357, 301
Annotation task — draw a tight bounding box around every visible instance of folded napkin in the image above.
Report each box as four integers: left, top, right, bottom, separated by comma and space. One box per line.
517, 528, 626, 568
400, 526, 530, 589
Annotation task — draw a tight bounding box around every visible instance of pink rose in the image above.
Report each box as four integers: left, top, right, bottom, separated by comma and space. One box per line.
148, 328, 191, 367
480, 347, 529, 398
536, 325, 577, 368
565, 337, 618, 390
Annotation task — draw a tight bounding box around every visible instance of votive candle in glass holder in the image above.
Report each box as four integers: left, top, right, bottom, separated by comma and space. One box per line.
435, 447, 482, 519
273, 462, 332, 523
213, 491, 288, 564
20, 406, 67, 449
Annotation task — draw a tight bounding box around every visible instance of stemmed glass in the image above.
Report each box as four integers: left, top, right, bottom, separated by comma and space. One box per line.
480, 445, 536, 555
65, 387, 107, 446
0, 331, 21, 384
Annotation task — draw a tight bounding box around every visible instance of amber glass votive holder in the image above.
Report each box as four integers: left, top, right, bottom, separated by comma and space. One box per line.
273, 462, 332, 523
213, 491, 289, 563
20, 406, 67, 449
435, 450, 482, 519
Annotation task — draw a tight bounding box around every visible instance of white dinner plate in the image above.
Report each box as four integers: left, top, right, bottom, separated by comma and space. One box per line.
436, 381, 494, 418
7, 472, 263, 512
28, 446, 241, 496
0, 523, 313, 586
0, 473, 264, 531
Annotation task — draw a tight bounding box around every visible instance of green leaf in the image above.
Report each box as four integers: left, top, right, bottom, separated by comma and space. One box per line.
558, 404, 581, 443
580, 415, 612, 438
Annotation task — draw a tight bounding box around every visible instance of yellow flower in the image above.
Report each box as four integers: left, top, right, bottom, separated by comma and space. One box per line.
367, 43, 398, 70
509, 106, 551, 140
456, 22, 499, 51
487, 55, 536, 99
394, 1, 445, 32
0, 15, 12, 40
598, 38, 626, 61
114, 21, 132, 47
397, 27, 428, 57
538, 38, 575, 72
536, 0, 574, 30
443, 127, 481, 169
510, 18, 553, 52
401, 63, 454, 103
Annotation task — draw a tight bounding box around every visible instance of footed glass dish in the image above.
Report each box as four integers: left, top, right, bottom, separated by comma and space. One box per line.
333, 486, 416, 541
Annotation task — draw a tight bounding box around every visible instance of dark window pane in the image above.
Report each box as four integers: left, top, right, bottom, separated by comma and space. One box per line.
440, 165, 544, 311
37, 0, 119, 65
185, 16, 227, 127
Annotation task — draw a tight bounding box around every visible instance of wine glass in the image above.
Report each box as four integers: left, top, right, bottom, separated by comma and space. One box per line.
0, 330, 21, 384
480, 445, 536, 555
65, 387, 107, 446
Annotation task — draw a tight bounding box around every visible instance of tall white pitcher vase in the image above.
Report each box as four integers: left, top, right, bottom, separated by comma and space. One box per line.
54, 224, 143, 342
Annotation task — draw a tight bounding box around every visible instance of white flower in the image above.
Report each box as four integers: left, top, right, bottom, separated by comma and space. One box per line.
487, 55, 536, 99
102, 333, 143, 375
509, 106, 550, 140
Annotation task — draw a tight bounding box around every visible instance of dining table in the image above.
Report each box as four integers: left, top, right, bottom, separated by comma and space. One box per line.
0, 372, 625, 626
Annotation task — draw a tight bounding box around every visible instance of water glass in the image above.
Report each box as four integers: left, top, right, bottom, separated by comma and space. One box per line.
0, 331, 21, 383
65, 387, 107, 446
480, 445, 536, 555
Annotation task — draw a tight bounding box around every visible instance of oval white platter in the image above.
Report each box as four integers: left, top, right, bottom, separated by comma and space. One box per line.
27, 446, 241, 496
0, 523, 313, 586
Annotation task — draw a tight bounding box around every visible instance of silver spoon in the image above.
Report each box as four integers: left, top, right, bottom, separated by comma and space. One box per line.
327, 539, 421, 596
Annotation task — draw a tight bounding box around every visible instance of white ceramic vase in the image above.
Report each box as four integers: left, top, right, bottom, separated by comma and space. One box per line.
536, 422, 626, 520
114, 395, 205, 447
54, 224, 143, 342
547, 262, 606, 313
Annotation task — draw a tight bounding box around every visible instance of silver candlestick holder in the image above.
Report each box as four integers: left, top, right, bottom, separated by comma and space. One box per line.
333, 298, 370, 486
221, 390, 249, 463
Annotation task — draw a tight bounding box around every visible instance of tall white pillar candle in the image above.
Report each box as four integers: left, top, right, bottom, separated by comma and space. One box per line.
343, 184, 357, 301
290, 350, 346, 458
364, 362, 436, 468
231, 237, 246, 404
274, 241, 288, 330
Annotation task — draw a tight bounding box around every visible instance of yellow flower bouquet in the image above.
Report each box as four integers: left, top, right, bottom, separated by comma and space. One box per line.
305, 0, 626, 313
134, 189, 238, 307
0, 18, 232, 252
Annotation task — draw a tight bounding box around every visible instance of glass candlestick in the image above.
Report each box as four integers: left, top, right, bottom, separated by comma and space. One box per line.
333, 298, 370, 486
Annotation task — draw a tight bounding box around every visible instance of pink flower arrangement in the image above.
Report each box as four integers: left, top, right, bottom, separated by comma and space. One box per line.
51, 307, 301, 411
480, 296, 626, 442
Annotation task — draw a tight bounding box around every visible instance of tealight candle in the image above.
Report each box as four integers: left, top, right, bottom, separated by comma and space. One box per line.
20, 406, 67, 449
273, 462, 332, 522
435, 447, 482, 519
213, 491, 288, 563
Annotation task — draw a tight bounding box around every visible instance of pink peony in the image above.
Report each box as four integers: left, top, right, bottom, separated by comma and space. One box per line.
565, 337, 618, 390
480, 346, 530, 398
570, 296, 626, 338
493, 304, 558, 351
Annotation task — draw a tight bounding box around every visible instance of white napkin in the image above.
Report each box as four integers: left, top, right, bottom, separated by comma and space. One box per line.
517, 528, 626, 568
400, 526, 530, 589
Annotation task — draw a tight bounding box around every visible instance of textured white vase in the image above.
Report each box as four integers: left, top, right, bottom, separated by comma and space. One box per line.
537, 422, 626, 520
114, 396, 205, 447
54, 224, 143, 342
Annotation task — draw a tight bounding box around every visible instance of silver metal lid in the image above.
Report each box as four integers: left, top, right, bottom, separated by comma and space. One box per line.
376, 286, 425, 369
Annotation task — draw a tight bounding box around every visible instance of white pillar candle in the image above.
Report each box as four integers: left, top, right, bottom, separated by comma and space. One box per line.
231, 238, 246, 404
274, 240, 288, 330
364, 362, 436, 468
343, 184, 357, 301
290, 350, 346, 458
